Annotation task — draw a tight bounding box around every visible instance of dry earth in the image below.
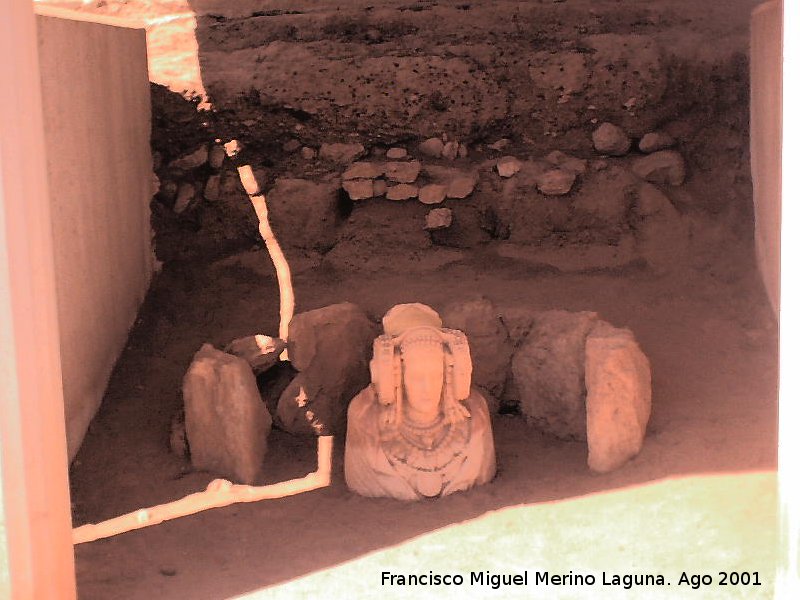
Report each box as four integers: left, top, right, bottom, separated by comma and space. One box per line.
37, 1, 781, 598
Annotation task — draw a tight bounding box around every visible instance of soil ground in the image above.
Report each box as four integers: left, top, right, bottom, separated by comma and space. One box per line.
70, 250, 779, 599
46, 1, 781, 598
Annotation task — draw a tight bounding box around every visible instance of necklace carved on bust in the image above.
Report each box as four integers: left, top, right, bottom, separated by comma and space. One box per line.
379, 404, 471, 474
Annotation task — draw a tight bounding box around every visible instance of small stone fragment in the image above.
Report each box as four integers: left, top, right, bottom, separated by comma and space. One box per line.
301, 147, 317, 160
385, 160, 421, 183
343, 179, 375, 201
496, 156, 522, 178
373, 179, 388, 196
282, 139, 301, 153
592, 122, 631, 156
173, 183, 195, 214
169, 145, 209, 171
224, 335, 286, 375
544, 150, 588, 175
319, 142, 365, 164
488, 139, 511, 151
343, 161, 383, 180
638, 132, 676, 154
631, 150, 686, 186
537, 169, 577, 196
208, 145, 226, 170
204, 175, 221, 201
419, 137, 445, 158
425, 208, 453, 230
386, 184, 419, 201
224, 140, 243, 158
442, 141, 460, 161
446, 176, 477, 199
418, 184, 448, 205
386, 147, 408, 159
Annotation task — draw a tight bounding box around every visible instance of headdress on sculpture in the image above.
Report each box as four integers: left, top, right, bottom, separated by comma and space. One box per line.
369, 304, 473, 426
382, 303, 443, 336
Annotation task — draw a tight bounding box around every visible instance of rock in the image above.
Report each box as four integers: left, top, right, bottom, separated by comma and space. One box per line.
385, 160, 421, 183
592, 123, 631, 156
496, 156, 522, 178
499, 306, 539, 348
544, 150, 588, 175
429, 205, 491, 248
224, 335, 286, 375
512, 311, 599, 439
208, 145, 226, 170
204, 175, 221, 201
319, 142, 365, 164
183, 344, 271, 484
488, 139, 511, 151
268, 178, 340, 252
446, 175, 477, 199
425, 208, 453, 230
457, 143, 469, 159
634, 182, 689, 272
173, 183, 196, 214
442, 297, 513, 399
418, 184, 448, 205
570, 166, 638, 232
638, 132, 675, 154
386, 184, 419, 201
301, 147, 317, 160
282, 139, 301, 153
585, 322, 651, 473
537, 169, 576, 196
169, 145, 208, 171
373, 179, 388, 197
223, 139, 243, 158
529, 51, 588, 95
419, 137, 445, 158
442, 141, 460, 160
277, 303, 378, 435
343, 161, 383, 180
386, 147, 408, 159
631, 150, 686, 186
343, 179, 375, 201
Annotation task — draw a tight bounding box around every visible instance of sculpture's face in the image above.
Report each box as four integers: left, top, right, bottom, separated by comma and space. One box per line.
401, 342, 445, 422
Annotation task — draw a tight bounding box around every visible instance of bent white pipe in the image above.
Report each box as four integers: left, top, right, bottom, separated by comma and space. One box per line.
73, 436, 332, 544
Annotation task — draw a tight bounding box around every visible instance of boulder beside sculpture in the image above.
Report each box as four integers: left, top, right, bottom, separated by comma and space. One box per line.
585, 322, 652, 473
345, 303, 496, 500
277, 303, 378, 435
510, 309, 652, 472
183, 344, 272, 484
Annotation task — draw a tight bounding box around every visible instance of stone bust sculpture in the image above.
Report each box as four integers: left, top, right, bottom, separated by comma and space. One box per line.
345, 303, 496, 500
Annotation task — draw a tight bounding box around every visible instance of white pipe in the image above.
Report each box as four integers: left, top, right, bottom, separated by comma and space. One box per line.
73, 435, 333, 545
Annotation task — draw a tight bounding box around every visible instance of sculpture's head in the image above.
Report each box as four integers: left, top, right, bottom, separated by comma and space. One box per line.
370, 304, 472, 425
